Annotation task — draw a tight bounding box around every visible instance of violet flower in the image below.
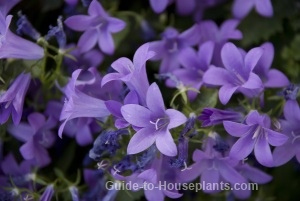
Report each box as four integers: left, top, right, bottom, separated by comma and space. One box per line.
102, 43, 155, 105
167, 41, 214, 100
0, 0, 20, 16
0, 72, 31, 125
273, 100, 300, 166
179, 132, 247, 196
203, 42, 264, 105
64, 0, 126, 54
197, 20, 242, 66
121, 82, 187, 156
8, 113, 56, 167
253, 42, 289, 88
199, 107, 244, 127
224, 110, 288, 167
39, 185, 54, 201
149, 26, 199, 73
0, 15, 44, 60
149, 0, 195, 15
232, 0, 273, 19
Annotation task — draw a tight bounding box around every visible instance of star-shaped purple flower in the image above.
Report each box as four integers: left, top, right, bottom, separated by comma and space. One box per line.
121, 83, 187, 156
8, 113, 56, 167
65, 0, 126, 54
0, 72, 31, 125
232, 0, 273, 19
224, 110, 288, 167
273, 100, 300, 166
203, 42, 264, 105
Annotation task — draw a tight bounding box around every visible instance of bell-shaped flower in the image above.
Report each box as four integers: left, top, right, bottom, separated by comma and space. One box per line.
224, 110, 288, 167
203, 42, 264, 105
0, 72, 31, 125
121, 83, 187, 156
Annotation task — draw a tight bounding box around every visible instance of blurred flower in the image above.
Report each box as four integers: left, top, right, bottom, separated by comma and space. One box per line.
16, 11, 41, 40
39, 185, 54, 201
232, 0, 273, 19
64, 0, 126, 54
0, 72, 31, 125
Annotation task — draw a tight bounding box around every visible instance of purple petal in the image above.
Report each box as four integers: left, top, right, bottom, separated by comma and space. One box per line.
245, 110, 262, 125
166, 109, 187, 129
255, 0, 273, 17
163, 190, 182, 199
203, 66, 230, 86
1, 153, 20, 175
133, 43, 156, 69
177, 161, 207, 182
107, 17, 126, 33
265, 128, 288, 146
146, 83, 165, 115
219, 85, 238, 105
76, 125, 93, 146
256, 42, 274, 73
127, 127, 156, 154
284, 100, 300, 123
138, 168, 157, 183
242, 73, 263, 89
217, 160, 246, 184
98, 31, 114, 55
240, 164, 272, 183
245, 47, 263, 71
175, 0, 195, 15
78, 29, 97, 53
198, 41, 214, 68
264, 69, 289, 88
64, 15, 92, 31
232, 0, 254, 18
121, 104, 151, 127
220, 19, 243, 40
101, 73, 123, 87
149, 0, 168, 13
8, 123, 34, 142
179, 24, 200, 46
145, 188, 164, 201
178, 47, 198, 70
111, 57, 133, 75
254, 137, 273, 167
28, 113, 46, 133
223, 121, 252, 137
88, 0, 107, 17
230, 133, 255, 160
156, 130, 177, 156
105, 100, 122, 117
201, 169, 220, 193
221, 43, 244, 75
192, 149, 208, 161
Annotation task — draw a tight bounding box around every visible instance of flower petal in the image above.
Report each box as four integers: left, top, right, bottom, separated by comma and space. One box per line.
223, 121, 252, 137
219, 85, 238, 105
201, 169, 220, 193
98, 31, 114, 55
273, 144, 295, 166
78, 29, 97, 53
127, 127, 156, 155
254, 136, 273, 167
255, 0, 273, 17
64, 15, 92, 31
221, 42, 244, 74
121, 104, 151, 127
149, 0, 168, 13
156, 130, 177, 156
146, 83, 165, 115
230, 133, 255, 160
245, 47, 263, 72
264, 69, 289, 88
242, 73, 263, 89
203, 66, 230, 86
265, 128, 288, 146
232, 0, 254, 18
166, 109, 187, 129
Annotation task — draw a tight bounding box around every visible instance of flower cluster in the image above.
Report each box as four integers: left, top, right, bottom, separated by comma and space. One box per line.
0, 0, 299, 200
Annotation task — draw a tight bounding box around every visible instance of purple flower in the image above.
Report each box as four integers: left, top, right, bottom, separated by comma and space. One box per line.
17, 12, 41, 40
0, 0, 20, 16
149, 0, 195, 15
149, 26, 199, 73
121, 82, 187, 156
102, 43, 155, 105
39, 185, 54, 201
167, 41, 214, 100
253, 42, 289, 88
0, 72, 31, 125
232, 0, 273, 19
64, 0, 126, 54
69, 186, 79, 201
198, 20, 242, 66
8, 113, 56, 167
203, 42, 264, 105
224, 110, 288, 167
0, 15, 44, 59
273, 100, 300, 166
149, 0, 169, 13
179, 132, 247, 195
58, 69, 110, 138
199, 107, 244, 127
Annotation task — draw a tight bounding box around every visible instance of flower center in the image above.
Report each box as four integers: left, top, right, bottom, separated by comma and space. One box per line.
150, 117, 169, 130
291, 131, 300, 144
38, 131, 49, 146
252, 125, 262, 139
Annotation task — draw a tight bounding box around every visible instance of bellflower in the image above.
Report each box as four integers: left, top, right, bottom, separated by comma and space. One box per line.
203, 42, 264, 105
8, 113, 56, 167
197, 20, 242, 66
64, 0, 126, 54
149, 26, 199, 73
39, 185, 54, 201
0, 15, 44, 60
102, 43, 155, 105
179, 132, 247, 197
149, 0, 195, 15
232, 0, 273, 19
281, 84, 299, 101
16, 12, 41, 40
0, 72, 31, 125
167, 41, 214, 100
199, 107, 244, 127
224, 110, 288, 167
273, 100, 300, 166
253, 42, 289, 88
58, 69, 110, 138
121, 82, 187, 156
